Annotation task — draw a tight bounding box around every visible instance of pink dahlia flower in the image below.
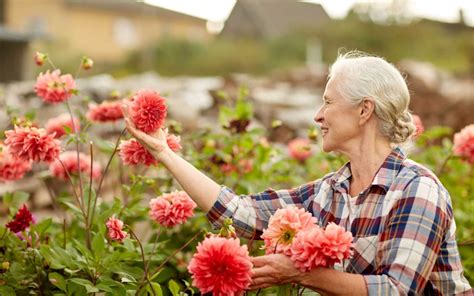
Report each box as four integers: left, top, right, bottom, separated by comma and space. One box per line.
4, 126, 61, 163
49, 151, 101, 180
87, 101, 123, 122
288, 138, 312, 161
261, 206, 317, 255
188, 236, 253, 296
453, 124, 474, 163
106, 216, 128, 242
412, 115, 424, 138
130, 90, 167, 134
6, 205, 33, 233
165, 132, 182, 152
34, 70, 75, 104
238, 158, 253, 173
45, 113, 80, 138
0, 146, 32, 182
290, 226, 330, 271
320, 222, 353, 267
118, 139, 157, 166
149, 191, 197, 227
220, 163, 236, 175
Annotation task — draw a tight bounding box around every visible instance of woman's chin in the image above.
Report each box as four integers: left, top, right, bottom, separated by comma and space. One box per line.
321, 142, 333, 153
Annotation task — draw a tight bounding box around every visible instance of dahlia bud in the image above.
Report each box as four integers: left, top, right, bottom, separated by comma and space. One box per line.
12, 116, 36, 128
218, 218, 237, 238
308, 126, 318, 141
109, 90, 121, 100
34, 52, 47, 66
1, 261, 9, 271
205, 139, 216, 149
81, 56, 94, 70
271, 119, 282, 128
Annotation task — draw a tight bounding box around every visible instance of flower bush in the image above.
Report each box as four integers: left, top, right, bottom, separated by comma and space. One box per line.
0, 53, 472, 296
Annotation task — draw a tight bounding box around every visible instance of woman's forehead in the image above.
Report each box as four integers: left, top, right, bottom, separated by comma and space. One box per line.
323, 78, 342, 99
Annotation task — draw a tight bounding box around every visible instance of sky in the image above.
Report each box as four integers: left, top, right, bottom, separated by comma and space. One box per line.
144, 0, 474, 28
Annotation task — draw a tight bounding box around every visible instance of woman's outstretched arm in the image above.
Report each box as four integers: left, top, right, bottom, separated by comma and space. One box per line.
122, 103, 318, 237
122, 104, 220, 212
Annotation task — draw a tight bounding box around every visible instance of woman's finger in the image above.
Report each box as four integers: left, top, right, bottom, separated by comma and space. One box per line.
248, 276, 274, 290
121, 103, 130, 119
125, 119, 151, 143
251, 265, 273, 278
250, 256, 271, 267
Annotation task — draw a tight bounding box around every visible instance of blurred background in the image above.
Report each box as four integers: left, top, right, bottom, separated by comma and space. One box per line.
0, 0, 473, 289
0, 0, 472, 131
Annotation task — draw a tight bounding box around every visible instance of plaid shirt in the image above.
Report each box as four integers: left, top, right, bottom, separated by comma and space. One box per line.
207, 148, 472, 295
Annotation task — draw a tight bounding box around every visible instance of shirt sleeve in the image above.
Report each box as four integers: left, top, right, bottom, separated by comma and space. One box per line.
206, 181, 318, 239
363, 176, 452, 295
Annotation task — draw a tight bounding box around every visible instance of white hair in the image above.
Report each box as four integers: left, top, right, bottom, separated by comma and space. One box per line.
328, 50, 415, 144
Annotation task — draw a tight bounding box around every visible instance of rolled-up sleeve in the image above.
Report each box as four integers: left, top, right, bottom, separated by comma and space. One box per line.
206, 182, 318, 239
364, 176, 452, 295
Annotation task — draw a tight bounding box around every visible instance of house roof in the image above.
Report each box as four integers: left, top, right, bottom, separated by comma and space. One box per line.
221, 0, 330, 38
0, 27, 33, 42
65, 0, 206, 22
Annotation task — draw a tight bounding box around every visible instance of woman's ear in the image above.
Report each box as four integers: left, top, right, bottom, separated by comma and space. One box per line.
359, 98, 375, 123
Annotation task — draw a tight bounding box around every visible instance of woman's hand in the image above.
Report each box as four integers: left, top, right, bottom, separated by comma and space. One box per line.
121, 103, 171, 161
249, 254, 303, 290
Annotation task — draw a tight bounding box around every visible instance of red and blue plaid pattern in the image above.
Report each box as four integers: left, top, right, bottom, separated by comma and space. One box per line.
207, 148, 472, 295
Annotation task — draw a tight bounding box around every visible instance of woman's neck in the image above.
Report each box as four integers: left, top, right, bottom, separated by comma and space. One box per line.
347, 141, 392, 196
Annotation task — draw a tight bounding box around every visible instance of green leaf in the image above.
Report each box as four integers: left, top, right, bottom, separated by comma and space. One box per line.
40, 246, 66, 269
49, 272, 67, 291
150, 267, 176, 283
63, 125, 72, 135
92, 232, 105, 258
68, 278, 99, 293
95, 283, 115, 293
83, 187, 96, 218
148, 283, 162, 296
24, 110, 36, 120
0, 286, 16, 296
138, 283, 162, 296
61, 201, 83, 217
97, 278, 124, 292
67, 281, 87, 294
3, 191, 29, 209
168, 279, 180, 296
116, 271, 137, 283
32, 218, 52, 235
94, 138, 116, 153
40, 246, 80, 270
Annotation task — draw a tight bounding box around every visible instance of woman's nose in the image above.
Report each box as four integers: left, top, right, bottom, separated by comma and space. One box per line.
314, 106, 324, 123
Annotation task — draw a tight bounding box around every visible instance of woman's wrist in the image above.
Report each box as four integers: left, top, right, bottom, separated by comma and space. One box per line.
153, 147, 175, 165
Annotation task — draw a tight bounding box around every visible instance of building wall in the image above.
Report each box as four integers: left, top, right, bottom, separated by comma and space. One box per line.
4, 0, 208, 63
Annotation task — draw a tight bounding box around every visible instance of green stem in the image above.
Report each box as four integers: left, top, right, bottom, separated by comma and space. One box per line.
150, 230, 202, 277
84, 141, 94, 249
65, 99, 84, 214
459, 239, 474, 246
128, 227, 156, 296
89, 128, 126, 228
298, 286, 306, 296
149, 228, 162, 265
436, 151, 453, 176
47, 58, 57, 70
57, 159, 87, 220
63, 218, 67, 249
74, 63, 82, 81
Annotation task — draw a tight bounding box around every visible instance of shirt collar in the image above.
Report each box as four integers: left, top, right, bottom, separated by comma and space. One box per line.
330, 147, 407, 193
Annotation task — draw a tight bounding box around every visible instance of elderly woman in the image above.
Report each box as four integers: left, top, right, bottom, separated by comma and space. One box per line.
122, 52, 472, 295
